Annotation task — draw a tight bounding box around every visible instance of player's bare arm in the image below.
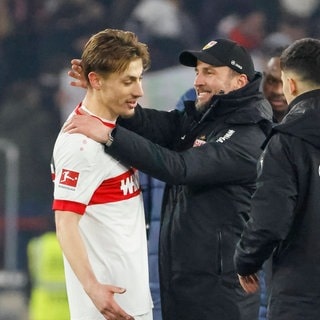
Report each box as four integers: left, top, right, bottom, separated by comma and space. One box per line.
55, 211, 133, 320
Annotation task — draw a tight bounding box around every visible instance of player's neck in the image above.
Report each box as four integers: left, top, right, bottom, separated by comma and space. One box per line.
82, 95, 117, 122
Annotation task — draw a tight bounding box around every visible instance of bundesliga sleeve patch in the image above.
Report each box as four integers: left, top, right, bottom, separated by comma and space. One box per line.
59, 169, 80, 188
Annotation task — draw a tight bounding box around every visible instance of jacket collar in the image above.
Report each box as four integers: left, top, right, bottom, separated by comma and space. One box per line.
273, 89, 320, 148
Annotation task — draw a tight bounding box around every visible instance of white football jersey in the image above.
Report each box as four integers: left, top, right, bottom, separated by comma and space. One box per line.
52, 107, 153, 319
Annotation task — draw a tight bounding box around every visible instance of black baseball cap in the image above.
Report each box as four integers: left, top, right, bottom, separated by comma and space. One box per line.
179, 39, 255, 81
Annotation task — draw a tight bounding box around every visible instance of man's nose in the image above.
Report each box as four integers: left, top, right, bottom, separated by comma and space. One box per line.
133, 83, 144, 97
274, 82, 284, 95
194, 73, 205, 86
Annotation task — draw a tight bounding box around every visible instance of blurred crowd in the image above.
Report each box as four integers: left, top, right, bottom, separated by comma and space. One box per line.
0, 0, 320, 275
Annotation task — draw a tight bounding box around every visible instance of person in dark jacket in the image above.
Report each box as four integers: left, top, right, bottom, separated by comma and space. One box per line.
65, 38, 273, 320
234, 37, 320, 320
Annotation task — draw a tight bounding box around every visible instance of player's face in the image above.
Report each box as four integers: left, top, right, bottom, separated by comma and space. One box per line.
100, 59, 144, 119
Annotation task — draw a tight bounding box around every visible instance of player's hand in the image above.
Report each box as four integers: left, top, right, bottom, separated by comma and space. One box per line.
63, 110, 111, 143
68, 59, 87, 89
87, 283, 134, 320
238, 273, 259, 294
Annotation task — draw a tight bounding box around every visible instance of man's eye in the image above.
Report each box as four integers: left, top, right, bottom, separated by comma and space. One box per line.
267, 78, 281, 85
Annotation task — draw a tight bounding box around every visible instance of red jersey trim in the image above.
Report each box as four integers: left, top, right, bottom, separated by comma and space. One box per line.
75, 103, 116, 128
89, 169, 141, 205
53, 169, 141, 213
53, 200, 86, 215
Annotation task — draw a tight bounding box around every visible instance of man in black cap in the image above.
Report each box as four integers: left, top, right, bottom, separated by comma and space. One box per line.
66, 38, 273, 320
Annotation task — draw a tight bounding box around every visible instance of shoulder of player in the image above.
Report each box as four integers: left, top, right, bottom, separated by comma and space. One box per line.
54, 132, 104, 161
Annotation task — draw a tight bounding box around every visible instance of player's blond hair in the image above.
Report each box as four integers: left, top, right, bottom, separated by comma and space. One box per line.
81, 28, 150, 84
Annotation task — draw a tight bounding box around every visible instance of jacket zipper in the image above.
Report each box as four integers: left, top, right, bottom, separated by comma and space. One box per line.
217, 230, 223, 274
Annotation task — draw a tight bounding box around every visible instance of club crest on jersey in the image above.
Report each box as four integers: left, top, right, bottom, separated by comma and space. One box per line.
59, 169, 79, 189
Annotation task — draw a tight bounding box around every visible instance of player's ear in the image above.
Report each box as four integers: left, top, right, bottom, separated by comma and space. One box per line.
88, 72, 102, 89
288, 77, 298, 96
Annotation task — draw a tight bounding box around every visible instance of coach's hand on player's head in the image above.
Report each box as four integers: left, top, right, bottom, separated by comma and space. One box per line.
68, 59, 87, 89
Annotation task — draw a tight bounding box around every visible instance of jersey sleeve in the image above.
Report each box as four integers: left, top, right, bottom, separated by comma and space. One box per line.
52, 132, 105, 214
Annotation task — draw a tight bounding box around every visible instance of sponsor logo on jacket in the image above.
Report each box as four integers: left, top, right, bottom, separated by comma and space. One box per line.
216, 129, 235, 143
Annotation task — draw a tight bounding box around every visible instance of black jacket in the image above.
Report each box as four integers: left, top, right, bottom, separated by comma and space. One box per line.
234, 89, 320, 320
109, 73, 273, 320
